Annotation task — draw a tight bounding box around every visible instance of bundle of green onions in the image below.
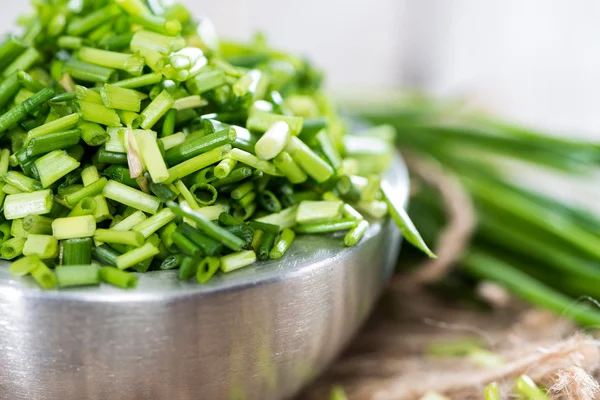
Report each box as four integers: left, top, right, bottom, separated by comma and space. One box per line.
346, 93, 600, 326
0, 0, 432, 290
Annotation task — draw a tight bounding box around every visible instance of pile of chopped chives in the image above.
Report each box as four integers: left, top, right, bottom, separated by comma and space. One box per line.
0, 0, 432, 290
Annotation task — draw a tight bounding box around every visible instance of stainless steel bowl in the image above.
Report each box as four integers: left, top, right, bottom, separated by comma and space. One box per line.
0, 152, 408, 400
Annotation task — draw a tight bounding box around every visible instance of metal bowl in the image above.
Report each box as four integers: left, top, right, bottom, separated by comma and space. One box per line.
0, 152, 408, 400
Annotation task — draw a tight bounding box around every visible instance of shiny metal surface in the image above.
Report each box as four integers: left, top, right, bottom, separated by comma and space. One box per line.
0, 153, 408, 400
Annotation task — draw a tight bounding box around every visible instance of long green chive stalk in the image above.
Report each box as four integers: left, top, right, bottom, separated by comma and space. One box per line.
0, 0, 431, 291
347, 93, 600, 325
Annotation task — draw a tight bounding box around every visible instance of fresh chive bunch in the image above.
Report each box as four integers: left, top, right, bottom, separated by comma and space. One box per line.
348, 93, 600, 326
0, 0, 431, 290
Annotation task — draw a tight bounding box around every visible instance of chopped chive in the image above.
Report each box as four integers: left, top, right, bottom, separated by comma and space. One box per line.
105, 127, 127, 153
78, 101, 122, 127
237, 191, 256, 210
49, 92, 77, 104
344, 220, 370, 247
258, 231, 276, 261
27, 129, 81, 157
214, 157, 237, 179
116, 242, 159, 270
196, 256, 220, 283
285, 136, 333, 183
4, 48, 41, 78
255, 121, 291, 160
273, 151, 307, 184
294, 218, 357, 234
269, 228, 295, 260
220, 250, 256, 273
23, 233, 58, 259
186, 69, 226, 94
0, 87, 55, 133
3, 184, 22, 195
189, 183, 218, 206
178, 256, 198, 280
35, 150, 80, 188
166, 144, 231, 184
484, 383, 501, 400
79, 122, 109, 146
247, 110, 303, 136
316, 130, 343, 170
134, 129, 169, 183
139, 90, 174, 130
30, 261, 57, 289
132, 208, 176, 238
10, 219, 27, 238
296, 201, 343, 225
103, 180, 161, 214
1, 237, 27, 259
173, 95, 207, 110
94, 228, 145, 247
55, 265, 100, 288
229, 149, 283, 177
231, 181, 254, 200
52, 215, 96, 240
75, 85, 103, 104
219, 213, 244, 227
251, 229, 264, 252
112, 210, 147, 232
255, 205, 298, 231
3, 171, 42, 192
65, 59, 116, 83
18, 70, 46, 92
187, 203, 228, 221
0, 222, 10, 244
61, 238, 93, 265
160, 132, 185, 150
112, 72, 163, 89
361, 176, 382, 202
97, 149, 128, 165
164, 127, 236, 165
257, 190, 281, 214
357, 200, 388, 219
0, 73, 21, 110
99, 266, 138, 289
67, 4, 121, 36
78, 47, 144, 76
4, 189, 53, 220
23, 215, 53, 235
58, 36, 84, 50
168, 201, 246, 251
101, 84, 143, 112
0, 35, 27, 71
171, 231, 203, 257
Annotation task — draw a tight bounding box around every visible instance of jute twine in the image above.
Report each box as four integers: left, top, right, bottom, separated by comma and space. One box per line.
300, 154, 600, 400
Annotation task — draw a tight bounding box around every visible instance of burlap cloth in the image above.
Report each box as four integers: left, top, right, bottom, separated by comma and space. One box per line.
301, 155, 600, 400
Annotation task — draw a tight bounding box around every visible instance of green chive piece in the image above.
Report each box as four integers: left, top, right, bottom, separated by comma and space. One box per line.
160, 131, 186, 150
99, 266, 138, 289
94, 229, 145, 247
79, 122, 109, 146
79, 47, 145, 76
23, 215, 53, 235
229, 148, 283, 177
483, 383, 501, 400
189, 183, 218, 206
61, 238, 93, 265
27, 129, 82, 157
103, 180, 161, 214
164, 127, 236, 166
255, 206, 298, 231
78, 100, 122, 127
166, 144, 231, 184
515, 375, 548, 400
2, 238, 27, 260
112, 72, 163, 89
116, 242, 159, 270
167, 201, 246, 251
258, 231, 276, 261
214, 157, 237, 179
35, 150, 80, 188
247, 110, 303, 136
273, 151, 307, 184
30, 261, 57, 289
255, 121, 291, 160
196, 256, 220, 283
0, 88, 55, 133
139, 90, 174, 130
132, 208, 176, 238
177, 256, 198, 280
285, 136, 333, 183
4, 189, 53, 220
52, 215, 96, 240
67, 4, 121, 36
294, 218, 357, 234
134, 129, 170, 183
344, 220, 370, 247
101, 84, 143, 112
269, 228, 296, 260
296, 201, 343, 224
65, 59, 116, 83
176, 223, 222, 257
381, 181, 435, 258
112, 210, 147, 231
220, 250, 257, 273
55, 265, 100, 288
2, 171, 43, 192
